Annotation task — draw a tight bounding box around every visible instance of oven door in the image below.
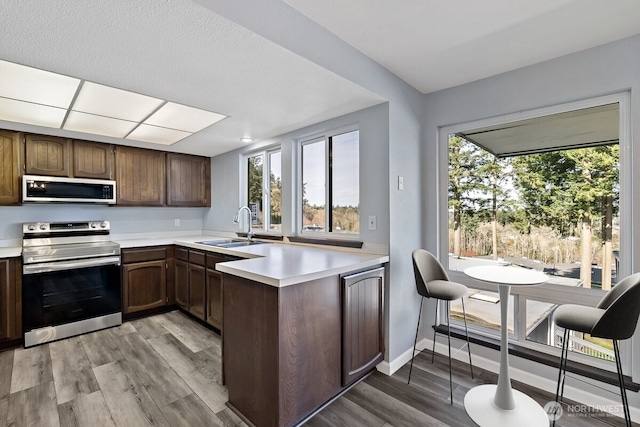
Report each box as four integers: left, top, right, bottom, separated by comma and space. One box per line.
22, 257, 122, 347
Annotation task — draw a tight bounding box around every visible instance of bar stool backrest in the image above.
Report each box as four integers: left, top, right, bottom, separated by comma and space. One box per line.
412, 249, 449, 298
592, 272, 640, 340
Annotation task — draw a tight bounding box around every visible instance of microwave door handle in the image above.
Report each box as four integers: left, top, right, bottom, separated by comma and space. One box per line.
23, 256, 121, 275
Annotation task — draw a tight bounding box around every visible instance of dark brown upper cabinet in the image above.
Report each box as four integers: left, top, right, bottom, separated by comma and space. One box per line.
0, 130, 23, 205
115, 146, 166, 206
25, 134, 71, 177
166, 153, 211, 207
73, 140, 115, 180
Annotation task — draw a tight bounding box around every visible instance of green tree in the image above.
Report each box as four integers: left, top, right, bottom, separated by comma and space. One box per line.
512, 145, 619, 288
247, 155, 263, 225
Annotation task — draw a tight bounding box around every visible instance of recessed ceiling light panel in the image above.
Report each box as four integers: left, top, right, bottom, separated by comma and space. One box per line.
144, 102, 226, 132
127, 124, 192, 145
0, 59, 80, 108
72, 82, 164, 122
64, 111, 138, 138
0, 97, 67, 128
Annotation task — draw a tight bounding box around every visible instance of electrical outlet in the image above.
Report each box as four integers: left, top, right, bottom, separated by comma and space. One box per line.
174, 218, 180, 227
368, 215, 377, 230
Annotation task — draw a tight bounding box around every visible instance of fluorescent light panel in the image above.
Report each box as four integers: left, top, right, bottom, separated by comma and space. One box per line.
0, 60, 80, 108
64, 111, 139, 138
0, 97, 67, 128
144, 102, 226, 132
0, 59, 227, 145
127, 124, 192, 145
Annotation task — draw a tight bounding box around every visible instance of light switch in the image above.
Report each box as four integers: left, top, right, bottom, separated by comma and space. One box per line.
398, 175, 404, 191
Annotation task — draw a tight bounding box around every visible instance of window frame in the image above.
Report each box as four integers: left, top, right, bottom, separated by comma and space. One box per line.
296, 125, 360, 238
241, 145, 282, 234
436, 92, 635, 377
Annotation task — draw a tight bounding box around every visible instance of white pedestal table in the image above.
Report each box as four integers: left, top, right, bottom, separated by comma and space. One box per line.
463, 265, 550, 427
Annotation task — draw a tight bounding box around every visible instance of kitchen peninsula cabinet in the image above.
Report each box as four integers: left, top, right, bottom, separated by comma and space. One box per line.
342, 267, 385, 386
115, 146, 165, 206
73, 140, 114, 179
223, 265, 385, 427
205, 253, 228, 330
0, 258, 21, 343
121, 246, 173, 315
167, 153, 210, 207
25, 134, 71, 177
0, 130, 22, 205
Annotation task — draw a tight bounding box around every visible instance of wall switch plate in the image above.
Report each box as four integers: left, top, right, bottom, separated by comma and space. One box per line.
174, 218, 180, 227
398, 175, 404, 191
368, 215, 377, 230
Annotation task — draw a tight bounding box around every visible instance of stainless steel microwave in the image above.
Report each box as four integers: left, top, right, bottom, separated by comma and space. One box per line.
22, 175, 117, 204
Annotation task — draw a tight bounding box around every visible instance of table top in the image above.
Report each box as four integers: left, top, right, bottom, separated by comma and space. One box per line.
464, 265, 548, 286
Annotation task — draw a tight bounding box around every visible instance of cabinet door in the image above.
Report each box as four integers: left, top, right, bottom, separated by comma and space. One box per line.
189, 264, 206, 321
73, 140, 114, 179
175, 259, 189, 310
166, 153, 210, 207
0, 259, 17, 341
206, 268, 223, 329
342, 267, 385, 386
122, 260, 167, 314
115, 146, 165, 206
0, 130, 22, 205
25, 134, 71, 176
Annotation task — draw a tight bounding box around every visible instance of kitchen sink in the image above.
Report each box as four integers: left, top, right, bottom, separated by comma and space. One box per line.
196, 239, 269, 248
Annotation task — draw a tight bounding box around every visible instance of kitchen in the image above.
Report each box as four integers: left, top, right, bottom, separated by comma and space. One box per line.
3, 1, 640, 426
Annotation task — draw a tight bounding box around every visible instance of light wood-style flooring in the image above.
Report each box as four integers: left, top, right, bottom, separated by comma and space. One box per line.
0, 310, 636, 426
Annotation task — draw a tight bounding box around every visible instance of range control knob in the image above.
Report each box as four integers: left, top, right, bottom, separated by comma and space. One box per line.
39, 223, 47, 231
27, 224, 36, 231
90, 223, 97, 228
100, 222, 107, 228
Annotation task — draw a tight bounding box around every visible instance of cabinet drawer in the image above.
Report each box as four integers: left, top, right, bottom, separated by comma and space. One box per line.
189, 250, 206, 266
122, 247, 167, 264
206, 253, 226, 269
175, 247, 189, 262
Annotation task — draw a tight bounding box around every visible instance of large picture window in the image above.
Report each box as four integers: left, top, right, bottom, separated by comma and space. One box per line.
300, 129, 359, 235
439, 95, 633, 375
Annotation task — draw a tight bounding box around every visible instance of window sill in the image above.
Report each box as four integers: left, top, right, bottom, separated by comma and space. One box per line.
434, 324, 640, 392
287, 235, 363, 249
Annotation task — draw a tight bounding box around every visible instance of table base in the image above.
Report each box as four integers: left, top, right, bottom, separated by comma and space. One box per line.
464, 385, 549, 426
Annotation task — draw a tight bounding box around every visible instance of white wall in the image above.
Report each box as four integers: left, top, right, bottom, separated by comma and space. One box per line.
422, 34, 640, 412
0, 205, 206, 245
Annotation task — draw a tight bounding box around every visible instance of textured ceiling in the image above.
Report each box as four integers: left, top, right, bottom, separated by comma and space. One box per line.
0, 0, 385, 156
284, 0, 640, 94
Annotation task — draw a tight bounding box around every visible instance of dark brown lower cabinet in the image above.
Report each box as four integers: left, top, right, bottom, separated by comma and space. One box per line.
188, 263, 206, 320
121, 247, 170, 314
206, 253, 225, 329
223, 265, 385, 427
175, 252, 189, 311
342, 267, 385, 386
0, 258, 21, 342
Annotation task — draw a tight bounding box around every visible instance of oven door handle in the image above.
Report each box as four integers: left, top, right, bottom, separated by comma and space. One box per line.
23, 256, 121, 275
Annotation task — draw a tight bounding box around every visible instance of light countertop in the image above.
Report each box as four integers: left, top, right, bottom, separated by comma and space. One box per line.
2, 234, 388, 287
115, 234, 389, 287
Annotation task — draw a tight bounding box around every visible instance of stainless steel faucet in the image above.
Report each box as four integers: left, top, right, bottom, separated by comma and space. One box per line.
234, 206, 254, 240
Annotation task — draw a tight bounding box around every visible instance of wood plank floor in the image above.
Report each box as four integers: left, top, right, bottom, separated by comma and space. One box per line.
0, 310, 636, 426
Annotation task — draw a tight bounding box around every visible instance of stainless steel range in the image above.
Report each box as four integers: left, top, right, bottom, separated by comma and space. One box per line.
22, 220, 122, 347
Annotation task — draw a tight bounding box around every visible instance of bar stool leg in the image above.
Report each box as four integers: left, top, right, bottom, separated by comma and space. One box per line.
408, 297, 424, 384
613, 340, 631, 427
431, 300, 438, 363
461, 297, 473, 379
553, 328, 569, 427
446, 301, 453, 404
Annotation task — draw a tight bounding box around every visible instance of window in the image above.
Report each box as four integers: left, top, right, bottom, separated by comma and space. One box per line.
300, 129, 359, 235
438, 94, 633, 375
246, 148, 281, 232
